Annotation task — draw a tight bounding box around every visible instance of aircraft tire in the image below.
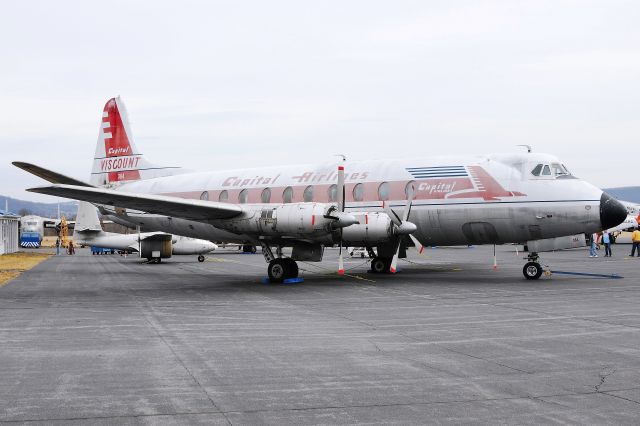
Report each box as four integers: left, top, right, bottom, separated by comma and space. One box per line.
371, 257, 390, 273
523, 262, 542, 280
198, 255, 205, 262
268, 259, 287, 283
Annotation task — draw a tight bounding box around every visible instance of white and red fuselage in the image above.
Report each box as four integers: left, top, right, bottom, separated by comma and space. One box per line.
102, 153, 611, 248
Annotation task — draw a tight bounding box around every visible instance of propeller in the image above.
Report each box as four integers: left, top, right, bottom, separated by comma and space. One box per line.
386, 185, 418, 273
337, 165, 346, 275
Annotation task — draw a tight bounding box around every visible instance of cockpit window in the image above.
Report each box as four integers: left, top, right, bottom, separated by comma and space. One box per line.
551, 163, 569, 177
530, 162, 574, 179
542, 165, 551, 176
531, 164, 543, 176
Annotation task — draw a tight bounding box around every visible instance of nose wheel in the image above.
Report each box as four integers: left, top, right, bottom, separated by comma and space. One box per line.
523, 262, 542, 280
523, 252, 543, 280
198, 255, 205, 262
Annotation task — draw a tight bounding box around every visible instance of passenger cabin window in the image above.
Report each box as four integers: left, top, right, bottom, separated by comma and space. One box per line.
327, 184, 337, 202
238, 189, 249, 204
200, 191, 209, 201
303, 185, 314, 202
283, 186, 293, 203
378, 182, 390, 201
352, 183, 364, 202
219, 190, 228, 202
261, 188, 271, 203
405, 181, 416, 199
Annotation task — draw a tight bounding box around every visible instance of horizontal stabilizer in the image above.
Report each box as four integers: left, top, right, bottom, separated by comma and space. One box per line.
13, 162, 94, 187
27, 184, 243, 221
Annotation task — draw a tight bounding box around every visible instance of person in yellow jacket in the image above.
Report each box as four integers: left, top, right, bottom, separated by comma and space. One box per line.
631, 228, 640, 257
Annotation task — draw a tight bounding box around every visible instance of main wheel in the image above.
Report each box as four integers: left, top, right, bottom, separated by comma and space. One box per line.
198, 255, 205, 262
268, 259, 287, 283
371, 257, 390, 273
523, 262, 542, 280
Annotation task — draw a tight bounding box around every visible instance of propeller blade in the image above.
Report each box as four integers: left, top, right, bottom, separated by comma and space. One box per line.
384, 201, 402, 227
338, 230, 345, 275
409, 234, 426, 255
389, 238, 402, 273
337, 165, 345, 213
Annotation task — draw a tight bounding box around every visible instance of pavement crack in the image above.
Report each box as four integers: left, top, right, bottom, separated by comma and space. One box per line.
594, 366, 616, 393
440, 345, 532, 374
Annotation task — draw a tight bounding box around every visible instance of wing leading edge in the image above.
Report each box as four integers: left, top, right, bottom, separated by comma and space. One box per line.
27, 184, 243, 221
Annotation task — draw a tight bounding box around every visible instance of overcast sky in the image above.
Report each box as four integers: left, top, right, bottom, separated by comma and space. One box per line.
1, 0, 639, 203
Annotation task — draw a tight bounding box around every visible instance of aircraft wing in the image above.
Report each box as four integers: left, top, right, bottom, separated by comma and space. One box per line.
13, 162, 95, 187
27, 184, 243, 221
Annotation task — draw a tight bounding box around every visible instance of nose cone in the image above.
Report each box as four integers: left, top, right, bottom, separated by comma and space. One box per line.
600, 192, 627, 230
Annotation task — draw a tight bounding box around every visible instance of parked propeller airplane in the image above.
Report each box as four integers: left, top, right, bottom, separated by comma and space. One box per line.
74, 201, 217, 263
14, 97, 627, 282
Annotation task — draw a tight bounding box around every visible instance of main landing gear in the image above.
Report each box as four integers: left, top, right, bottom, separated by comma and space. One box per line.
267, 258, 299, 283
262, 243, 299, 283
198, 255, 205, 262
370, 257, 392, 273
523, 252, 543, 280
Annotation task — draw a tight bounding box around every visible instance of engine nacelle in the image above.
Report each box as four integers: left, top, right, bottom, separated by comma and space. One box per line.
140, 236, 172, 259
341, 212, 394, 246
212, 203, 341, 241
171, 236, 217, 255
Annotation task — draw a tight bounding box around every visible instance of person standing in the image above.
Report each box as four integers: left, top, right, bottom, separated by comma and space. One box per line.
55, 237, 60, 255
589, 233, 598, 257
631, 228, 640, 257
602, 231, 612, 257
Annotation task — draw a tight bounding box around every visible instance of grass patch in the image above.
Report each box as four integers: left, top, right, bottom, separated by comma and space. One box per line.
0, 252, 52, 287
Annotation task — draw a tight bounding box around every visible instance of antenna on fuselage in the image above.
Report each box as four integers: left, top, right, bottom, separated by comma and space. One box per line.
517, 145, 532, 153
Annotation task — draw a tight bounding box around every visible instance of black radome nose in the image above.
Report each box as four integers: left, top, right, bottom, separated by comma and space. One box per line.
600, 192, 628, 230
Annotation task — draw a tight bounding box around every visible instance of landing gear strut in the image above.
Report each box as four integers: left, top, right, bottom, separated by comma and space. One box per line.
523, 252, 542, 280
370, 257, 391, 273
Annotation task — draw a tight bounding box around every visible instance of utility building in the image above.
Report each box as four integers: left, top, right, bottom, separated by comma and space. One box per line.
0, 210, 20, 255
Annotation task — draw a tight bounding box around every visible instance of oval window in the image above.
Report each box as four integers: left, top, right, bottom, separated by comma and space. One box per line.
352, 183, 364, 202
327, 184, 337, 202
218, 190, 228, 202
238, 189, 249, 204
200, 191, 209, 201
303, 185, 314, 202
261, 188, 271, 203
283, 186, 293, 203
378, 182, 390, 201
405, 181, 416, 199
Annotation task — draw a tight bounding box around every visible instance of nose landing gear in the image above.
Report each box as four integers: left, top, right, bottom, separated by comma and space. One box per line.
523, 252, 543, 280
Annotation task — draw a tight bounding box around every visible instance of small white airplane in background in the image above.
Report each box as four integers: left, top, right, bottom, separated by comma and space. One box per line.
606, 201, 640, 233
14, 97, 628, 282
73, 201, 216, 262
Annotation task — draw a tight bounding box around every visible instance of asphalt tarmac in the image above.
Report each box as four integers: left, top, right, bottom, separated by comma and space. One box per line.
1, 244, 640, 425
